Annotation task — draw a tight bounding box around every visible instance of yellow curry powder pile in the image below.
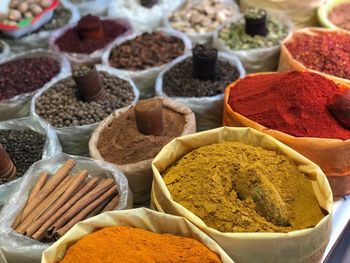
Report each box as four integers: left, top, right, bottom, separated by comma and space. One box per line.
60, 226, 222, 263
163, 141, 325, 233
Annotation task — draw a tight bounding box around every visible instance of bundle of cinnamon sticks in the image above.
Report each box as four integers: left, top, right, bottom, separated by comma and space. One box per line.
12, 159, 119, 242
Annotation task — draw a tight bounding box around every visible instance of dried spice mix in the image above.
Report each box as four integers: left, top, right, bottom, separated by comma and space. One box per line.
285, 31, 350, 79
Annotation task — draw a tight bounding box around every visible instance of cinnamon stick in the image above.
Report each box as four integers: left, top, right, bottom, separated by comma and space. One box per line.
56, 185, 118, 237
21, 160, 76, 219
31, 177, 99, 240
102, 195, 119, 213
25, 170, 89, 237
12, 171, 50, 229
16, 176, 73, 234
52, 178, 115, 231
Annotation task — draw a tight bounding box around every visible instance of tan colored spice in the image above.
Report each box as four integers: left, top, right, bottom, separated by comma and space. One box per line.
163, 141, 324, 233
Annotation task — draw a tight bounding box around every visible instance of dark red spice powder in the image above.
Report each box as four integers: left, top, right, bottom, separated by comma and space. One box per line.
285, 32, 350, 79
55, 18, 129, 54
0, 57, 60, 100
229, 71, 350, 140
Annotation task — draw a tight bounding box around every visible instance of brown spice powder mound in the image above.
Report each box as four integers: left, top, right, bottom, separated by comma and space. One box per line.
163, 141, 325, 233
60, 226, 222, 263
97, 103, 185, 165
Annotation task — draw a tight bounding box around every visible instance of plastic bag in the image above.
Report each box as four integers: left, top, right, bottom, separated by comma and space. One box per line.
89, 97, 196, 205
240, 0, 324, 28
42, 208, 233, 263
278, 27, 350, 86
0, 40, 10, 63
108, 0, 184, 32
0, 153, 132, 263
73, 0, 111, 16
163, 0, 240, 44
213, 13, 293, 73
223, 77, 350, 196
0, 117, 62, 212
155, 52, 245, 131
1, 0, 80, 53
31, 65, 140, 157
0, 49, 71, 122
151, 126, 333, 263
318, 0, 350, 30
49, 17, 132, 65
102, 28, 192, 97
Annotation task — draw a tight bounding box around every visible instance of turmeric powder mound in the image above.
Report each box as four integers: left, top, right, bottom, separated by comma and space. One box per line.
60, 226, 222, 263
163, 141, 324, 233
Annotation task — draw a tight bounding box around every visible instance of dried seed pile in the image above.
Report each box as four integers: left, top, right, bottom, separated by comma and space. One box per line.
0, 129, 45, 184
0, 57, 60, 100
35, 71, 135, 128
38, 4, 72, 32
163, 57, 240, 97
108, 32, 185, 71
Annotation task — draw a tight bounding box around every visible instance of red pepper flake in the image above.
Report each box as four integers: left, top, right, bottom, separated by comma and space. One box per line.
285, 32, 350, 79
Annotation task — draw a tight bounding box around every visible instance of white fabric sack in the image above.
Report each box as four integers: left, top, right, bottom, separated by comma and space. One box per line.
164, 0, 240, 44
73, 0, 111, 16
0, 49, 71, 122
3, 0, 80, 53
0, 117, 62, 209
108, 0, 184, 32
213, 13, 293, 73
155, 52, 246, 131
151, 127, 333, 263
102, 28, 192, 97
49, 17, 132, 65
0, 153, 132, 263
31, 65, 140, 157
240, 0, 325, 28
0, 40, 10, 63
42, 208, 234, 263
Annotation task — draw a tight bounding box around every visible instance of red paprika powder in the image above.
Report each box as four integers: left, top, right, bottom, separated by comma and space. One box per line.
55, 15, 129, 54
285, 32, 350, 79
229, 71, 350, 140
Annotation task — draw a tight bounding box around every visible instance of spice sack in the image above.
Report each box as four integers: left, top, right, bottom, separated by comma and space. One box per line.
151, 127, 332, 263
0, 153, 132, 263
42, 208, 234, 263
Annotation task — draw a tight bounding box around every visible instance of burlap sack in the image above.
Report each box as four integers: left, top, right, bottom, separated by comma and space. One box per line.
223, 76, 350, 196
151, 127, 332, 263
240, 0, 324, 28
42, 208, 234, 263
278, 28, 350, 86
317, 0, 350, 30
89, 97, 196, 205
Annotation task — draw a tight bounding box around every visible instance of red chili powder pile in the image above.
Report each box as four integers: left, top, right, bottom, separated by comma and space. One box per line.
229, 71, 350, 140
285, 32, 350, 79
55, 17, 128, 54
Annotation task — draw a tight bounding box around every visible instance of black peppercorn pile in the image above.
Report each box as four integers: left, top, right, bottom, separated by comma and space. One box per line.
163, 57, 240, 97
35, 71, 135, 128
0, 130, 45, 184
109, 32, 185, 71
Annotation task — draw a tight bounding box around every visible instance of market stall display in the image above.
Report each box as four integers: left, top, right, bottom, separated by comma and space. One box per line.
0, 154, 131, 263
32, 64, 139, 156
50, 14, 132, 64
0, 49, 70, 122
279, 28, 350, 85
223, 71, 350, 196
89, 97, 196, 204
151, 127, 332, 262
102, 28, 191, 97
213, 8, 292, 72
156, 44, 245, 131
166, 0, 239, 44
318, 0, 350, 30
